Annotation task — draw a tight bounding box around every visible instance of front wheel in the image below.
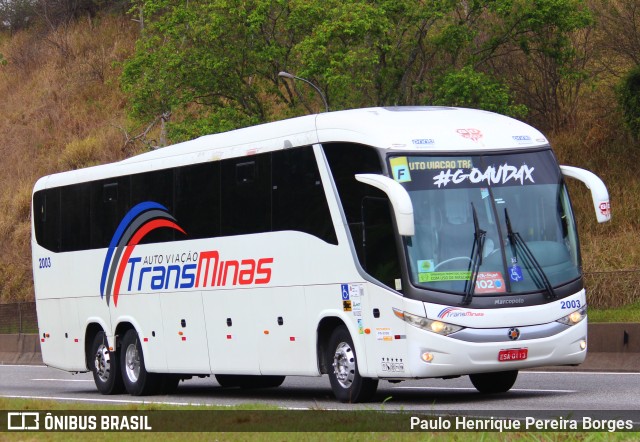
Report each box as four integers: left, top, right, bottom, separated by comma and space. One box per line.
469, 370, 518, 394
120, 329, 160, 396
90, 331, 124, 395
327, 325, 378, 403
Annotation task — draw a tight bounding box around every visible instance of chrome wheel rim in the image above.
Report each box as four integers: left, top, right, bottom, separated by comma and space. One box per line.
94, 344, 111, 383
332, 341, 355, 388
125, 342, 141, 383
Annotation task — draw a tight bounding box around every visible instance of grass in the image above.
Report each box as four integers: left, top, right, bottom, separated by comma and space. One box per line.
589, 301, 640, 323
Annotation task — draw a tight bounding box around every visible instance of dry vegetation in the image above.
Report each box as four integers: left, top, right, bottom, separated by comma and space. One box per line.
0, 7, 638, 308
0, 14, 138, 302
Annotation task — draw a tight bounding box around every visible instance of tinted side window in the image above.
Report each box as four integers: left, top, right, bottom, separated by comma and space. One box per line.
323, 143, 401, 288
60, 183, 91, 252
322, 143, 385, 262
33, 188, 61, 253
131, 169, 175, 244
272, 146, 337, 244
91, 177, 131, 249
175, 162, 220, 240
221, 153, 271, 236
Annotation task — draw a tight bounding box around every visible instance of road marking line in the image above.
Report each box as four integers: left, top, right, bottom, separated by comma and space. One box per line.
0, 365, 47, 368
526, 371, 640, 375
0, 394, 198, 406
0, 394, 312, 410
391, 386, 576, 393
31, 379, 93, 382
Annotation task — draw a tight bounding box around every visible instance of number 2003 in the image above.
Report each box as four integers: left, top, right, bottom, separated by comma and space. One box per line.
39, 257, 52, 269
561, 299, 581, 309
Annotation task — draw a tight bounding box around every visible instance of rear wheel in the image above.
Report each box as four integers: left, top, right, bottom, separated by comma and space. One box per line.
120, 329, 160, 396
215, 374, 285, 389
327, 325, 378, 403
90, 331, 124, 395
469, 370, 518, 394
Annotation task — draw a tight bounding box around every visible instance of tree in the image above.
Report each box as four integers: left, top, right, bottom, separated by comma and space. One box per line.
0, 0, 36, 32
430, 66, 527, 118
619, 65, 640, 140
121, 0, 595, 141
122, 0, 303, 140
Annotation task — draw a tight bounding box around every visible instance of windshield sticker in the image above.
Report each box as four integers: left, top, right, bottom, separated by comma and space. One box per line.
432, 163, 535, 188
408, 158, 473, 170
456, 128, 483, 142
417, 259, 435, 273
475, 272, 506, 294
419, 271, 471, 283
509, 264, 524, 282
390, 157, 412, 182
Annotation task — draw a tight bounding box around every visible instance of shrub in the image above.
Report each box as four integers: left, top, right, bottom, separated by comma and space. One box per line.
618, 65, 640, 140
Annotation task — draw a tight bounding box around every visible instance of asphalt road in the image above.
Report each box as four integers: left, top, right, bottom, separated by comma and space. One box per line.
1, 364, 639, 414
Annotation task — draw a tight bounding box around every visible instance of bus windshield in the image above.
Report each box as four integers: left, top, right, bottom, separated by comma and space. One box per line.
389, 150, 580, 296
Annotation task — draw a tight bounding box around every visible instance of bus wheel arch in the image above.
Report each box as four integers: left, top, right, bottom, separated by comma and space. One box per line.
316, 316, 345, 374
119, 327, 161, 396
318, 319, 378, 403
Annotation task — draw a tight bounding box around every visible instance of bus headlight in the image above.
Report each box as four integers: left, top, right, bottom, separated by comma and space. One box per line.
556, 305, 587, 326
393, 308, 463, 336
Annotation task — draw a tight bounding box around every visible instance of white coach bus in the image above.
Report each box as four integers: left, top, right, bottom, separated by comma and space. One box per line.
32, 107, 610, 402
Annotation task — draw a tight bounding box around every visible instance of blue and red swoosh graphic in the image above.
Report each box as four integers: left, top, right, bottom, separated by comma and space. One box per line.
99, 202, 185, 307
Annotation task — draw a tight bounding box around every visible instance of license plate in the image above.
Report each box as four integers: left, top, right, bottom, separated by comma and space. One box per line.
498, 348, 528, 362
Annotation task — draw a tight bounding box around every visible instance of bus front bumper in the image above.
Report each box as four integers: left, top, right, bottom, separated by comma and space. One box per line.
403, 318, 587, 378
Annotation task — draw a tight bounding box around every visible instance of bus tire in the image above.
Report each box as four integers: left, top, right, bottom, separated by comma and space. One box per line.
327, 325, 378, 403
120, 329, 160, 396
90, 331, 124, 395
469, 370, 518, 394
215, 374, 285, 389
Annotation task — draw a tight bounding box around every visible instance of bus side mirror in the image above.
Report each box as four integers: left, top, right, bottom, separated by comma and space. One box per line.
560, 165, 611, 223
355, 174, 415, 236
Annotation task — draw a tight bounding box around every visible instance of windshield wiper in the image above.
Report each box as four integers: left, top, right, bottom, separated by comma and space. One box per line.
504, 208, 556, 300
461, 203, 485, 305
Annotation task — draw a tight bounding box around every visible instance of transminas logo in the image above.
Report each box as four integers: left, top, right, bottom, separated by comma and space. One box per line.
437, 307, 485, 319
100, 202, 186, 307
100, 201, 274, 307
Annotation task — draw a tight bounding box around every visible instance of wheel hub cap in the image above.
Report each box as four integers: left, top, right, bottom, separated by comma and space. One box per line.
125, 343, 141, 383
94, 345, 110, 382
332, 341, 355, 388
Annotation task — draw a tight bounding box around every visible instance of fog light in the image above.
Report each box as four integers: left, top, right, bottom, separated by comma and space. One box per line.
421, 352, 434, 363
580, 340, 587, 350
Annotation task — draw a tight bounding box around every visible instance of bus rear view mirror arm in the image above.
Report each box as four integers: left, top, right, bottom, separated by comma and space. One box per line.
355, 174, 415, 236
560, 165, 611, 223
